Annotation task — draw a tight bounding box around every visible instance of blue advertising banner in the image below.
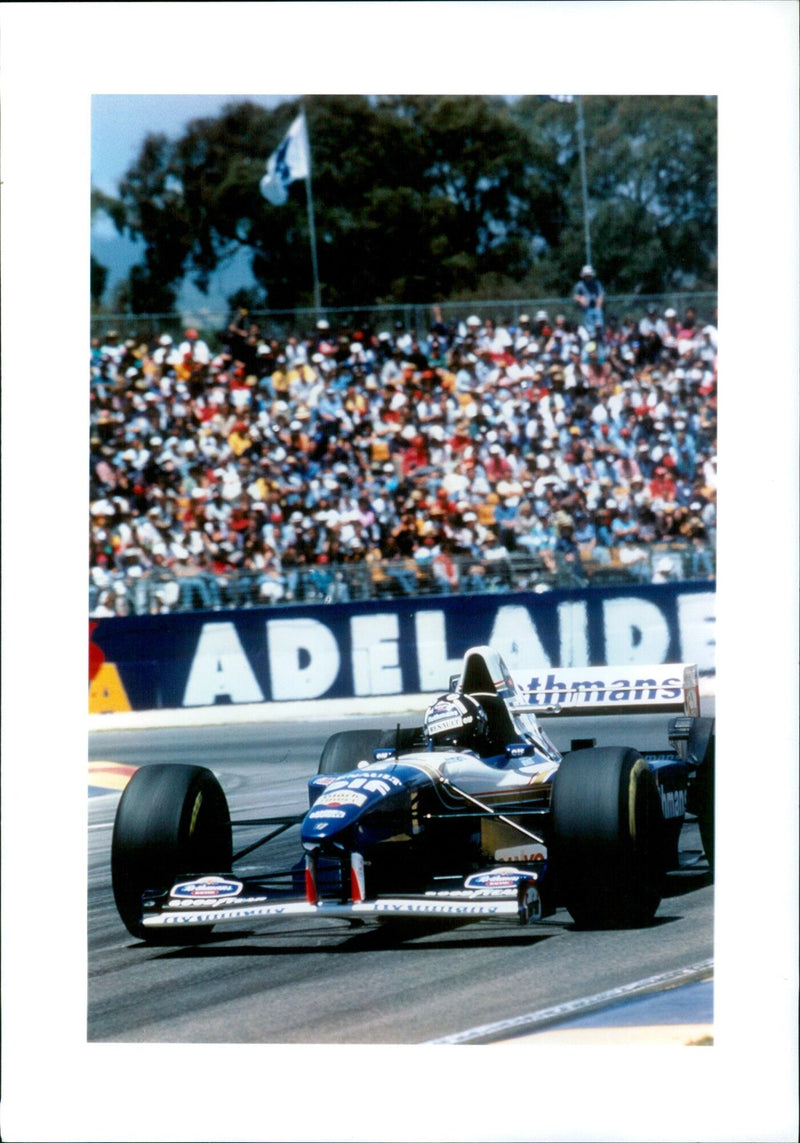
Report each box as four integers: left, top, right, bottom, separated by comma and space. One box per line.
89, 583, 715, 712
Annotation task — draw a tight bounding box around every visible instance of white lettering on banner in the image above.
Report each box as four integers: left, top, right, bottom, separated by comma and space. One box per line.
557, 601, 590, 667
267, 618, 340, 700
182, 622, 265, 707
602, 597, 670, 665
414, 611, 463, 691
487, 606, 551, 673
351, 614, 401, 695
677, 592, 715, 673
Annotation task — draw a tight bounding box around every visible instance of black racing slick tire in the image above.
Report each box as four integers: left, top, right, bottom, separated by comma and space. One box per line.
317, 729, 381, 775
551, 747, 666, 929
111, 763, 232, 942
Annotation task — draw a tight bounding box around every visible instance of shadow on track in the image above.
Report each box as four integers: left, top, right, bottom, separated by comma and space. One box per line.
138, 920, 564, 958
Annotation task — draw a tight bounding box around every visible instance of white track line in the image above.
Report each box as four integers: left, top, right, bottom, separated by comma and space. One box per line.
423, 959, 714, 1044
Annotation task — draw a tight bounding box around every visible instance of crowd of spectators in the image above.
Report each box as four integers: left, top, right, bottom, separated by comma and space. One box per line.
89, 290, 718, 616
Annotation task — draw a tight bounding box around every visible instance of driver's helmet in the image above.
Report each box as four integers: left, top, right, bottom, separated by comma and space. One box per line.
423, 692, 490, 753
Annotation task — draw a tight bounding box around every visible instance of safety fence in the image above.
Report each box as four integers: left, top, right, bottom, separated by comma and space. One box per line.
90, 292, 717, 346
91, 542, 715, 619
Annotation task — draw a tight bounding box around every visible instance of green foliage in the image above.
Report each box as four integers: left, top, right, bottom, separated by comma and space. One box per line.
98, 94, 717, 314
90, 255, 108, 307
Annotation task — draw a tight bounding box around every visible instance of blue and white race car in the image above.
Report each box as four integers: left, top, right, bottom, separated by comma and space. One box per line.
111, 645, 714, 940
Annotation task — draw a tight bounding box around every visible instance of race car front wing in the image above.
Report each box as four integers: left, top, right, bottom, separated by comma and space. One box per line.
140, 862, 546, 931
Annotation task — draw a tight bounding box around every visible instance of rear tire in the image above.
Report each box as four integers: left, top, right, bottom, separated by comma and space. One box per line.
551, 747, 666, 929
111, 763, 232, 942
317, 729, 381, 775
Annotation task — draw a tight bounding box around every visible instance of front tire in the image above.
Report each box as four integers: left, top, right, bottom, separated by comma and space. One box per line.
111, 763, 232, 941
317, 729, 381, 775
551, 747, 666, 928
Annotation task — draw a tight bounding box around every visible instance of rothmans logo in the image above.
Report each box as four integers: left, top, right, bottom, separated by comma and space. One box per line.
171, 876, 243, 899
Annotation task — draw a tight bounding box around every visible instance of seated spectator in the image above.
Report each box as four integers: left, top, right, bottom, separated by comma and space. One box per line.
513, 507, 557, 573
617, 540, 650, 581
432, 539, 459, 594
258, 556, 287, 604
651, 554, 678, 584
91, 590, 117, 618
461, 560, 488, 594
480, 532, 514, 590
173, 551, 223, 612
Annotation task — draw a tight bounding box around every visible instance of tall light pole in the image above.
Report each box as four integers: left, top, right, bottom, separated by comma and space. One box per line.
575, 95, 592, 269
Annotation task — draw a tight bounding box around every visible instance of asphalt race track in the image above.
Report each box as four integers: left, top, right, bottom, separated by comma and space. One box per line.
88, 710, 714, 1045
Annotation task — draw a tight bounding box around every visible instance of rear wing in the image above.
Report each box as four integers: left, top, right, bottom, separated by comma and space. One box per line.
517, 664, 700, 717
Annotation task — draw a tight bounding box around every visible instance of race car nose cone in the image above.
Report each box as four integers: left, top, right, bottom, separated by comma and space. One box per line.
301, 798, 361, 846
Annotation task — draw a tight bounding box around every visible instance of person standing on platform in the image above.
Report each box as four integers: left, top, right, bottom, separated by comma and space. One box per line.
573, 264, 605, 344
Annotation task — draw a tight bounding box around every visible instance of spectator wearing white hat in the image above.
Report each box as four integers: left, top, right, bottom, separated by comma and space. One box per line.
657, 308, 680, 350
153, 333, 177, 372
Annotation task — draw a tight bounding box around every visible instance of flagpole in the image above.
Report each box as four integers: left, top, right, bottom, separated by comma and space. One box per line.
302, 105, 322, 315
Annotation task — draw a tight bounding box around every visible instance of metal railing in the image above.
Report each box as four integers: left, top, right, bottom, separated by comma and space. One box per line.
90, 293, 717, 347
90, 543, 715, 617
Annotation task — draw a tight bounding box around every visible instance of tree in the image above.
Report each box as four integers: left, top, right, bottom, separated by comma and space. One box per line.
90, 256, 108, 308
99, 94, 716, 314
512, 95, 717, 293
105, 95, 564, 312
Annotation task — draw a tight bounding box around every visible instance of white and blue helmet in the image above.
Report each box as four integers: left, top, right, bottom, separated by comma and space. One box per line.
424, 693, 489, 752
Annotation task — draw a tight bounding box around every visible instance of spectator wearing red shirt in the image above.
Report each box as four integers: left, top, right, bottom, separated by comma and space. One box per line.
484, 444, 513, 486
400, 432, 430, 478
649, 465, 677, 504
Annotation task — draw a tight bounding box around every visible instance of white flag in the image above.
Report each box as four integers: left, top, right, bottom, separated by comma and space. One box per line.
260, 112, 310, 205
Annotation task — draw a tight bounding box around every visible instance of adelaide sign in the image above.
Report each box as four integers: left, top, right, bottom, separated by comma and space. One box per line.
89, 583, 715, 713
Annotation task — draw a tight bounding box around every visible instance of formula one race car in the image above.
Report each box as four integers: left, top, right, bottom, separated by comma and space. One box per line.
111, 646, 714, 941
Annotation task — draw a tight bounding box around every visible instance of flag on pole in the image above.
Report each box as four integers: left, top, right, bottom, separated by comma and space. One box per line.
260, 112, 310, 205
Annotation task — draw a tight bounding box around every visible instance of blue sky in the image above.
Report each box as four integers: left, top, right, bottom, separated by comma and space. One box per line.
92, 93, 296, 311
91, 92, 295, 195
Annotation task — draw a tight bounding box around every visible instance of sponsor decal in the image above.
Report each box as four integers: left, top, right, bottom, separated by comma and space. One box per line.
168, 895, 269, 909
526, 671, 683, 707
374, 901, 501, 917
171, 876, 243, 899
506, 743, 535, 758
659, 787, 687, 819
157, 904, 290, 924
464, 871, 524, 890
317, 790, 367, 807
425, 888, 517, 899
308, 808, 346, 819
427, 714, 464, 734
323, 773, 402, 801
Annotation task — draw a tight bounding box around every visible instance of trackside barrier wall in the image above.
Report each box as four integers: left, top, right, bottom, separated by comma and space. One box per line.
89, 582, 715, 713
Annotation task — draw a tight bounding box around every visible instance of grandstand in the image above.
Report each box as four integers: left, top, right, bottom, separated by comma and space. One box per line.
89, 300, 716, 617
